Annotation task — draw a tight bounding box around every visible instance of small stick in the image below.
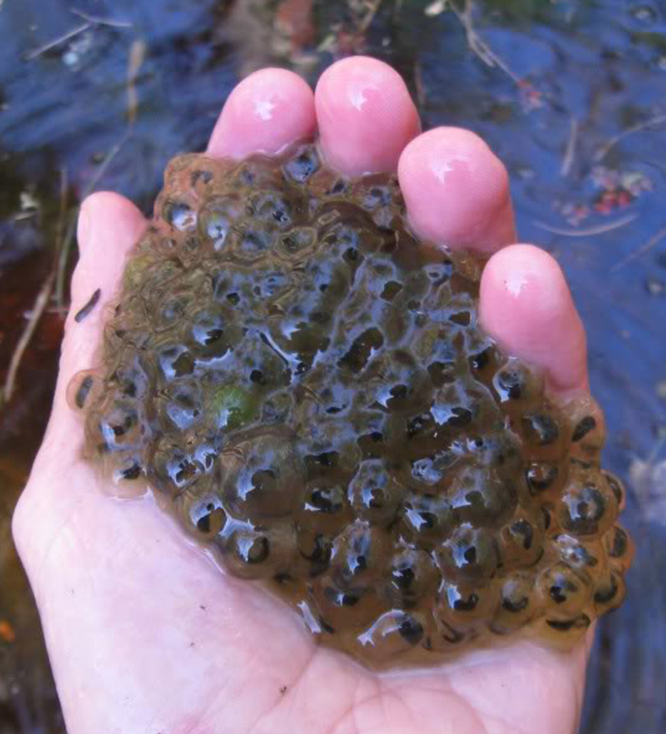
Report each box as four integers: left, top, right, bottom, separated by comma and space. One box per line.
127, 39, 147, 126
611, 223, 666, 273
52, 167, 70, 310
70, 8, 133, 28
447, 0, 522, 86
1, 271, 56, 407
595, 112, 666, 162
54, 215, 77, 310
55, 167, 69, 250
24, 23, 91, 61
359, 0, 384, 33
55, 129, 131, 307
533, 213, 637, 237
560, 117, 578, 178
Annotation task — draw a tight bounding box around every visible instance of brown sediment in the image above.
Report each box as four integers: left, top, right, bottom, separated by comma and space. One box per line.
73, 143, 633, 670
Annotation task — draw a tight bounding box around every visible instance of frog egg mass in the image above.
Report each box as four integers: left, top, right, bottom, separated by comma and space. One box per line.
72, 143, 632, 669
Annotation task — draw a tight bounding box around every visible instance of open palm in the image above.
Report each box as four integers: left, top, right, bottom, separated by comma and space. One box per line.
14, 57, 592, 734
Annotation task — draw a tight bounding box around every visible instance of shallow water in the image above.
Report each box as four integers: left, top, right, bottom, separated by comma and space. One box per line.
0, 0, 665, 731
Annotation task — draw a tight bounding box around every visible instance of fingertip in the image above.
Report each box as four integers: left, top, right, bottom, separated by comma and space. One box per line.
71, 192, 146, 328
77, 192, 146, 255
398, 127, 515, 252
207, 68, 316, 159
315, 55, 420, 176
480, 244, 589, 396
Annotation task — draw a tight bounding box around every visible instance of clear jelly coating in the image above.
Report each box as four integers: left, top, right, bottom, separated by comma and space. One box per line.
73, 143, 633, 669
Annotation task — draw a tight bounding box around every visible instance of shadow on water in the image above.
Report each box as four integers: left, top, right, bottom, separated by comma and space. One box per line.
0, 0, 665, 731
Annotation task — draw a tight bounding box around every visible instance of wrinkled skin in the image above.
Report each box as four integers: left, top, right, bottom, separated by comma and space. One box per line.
14, 57, 593, 734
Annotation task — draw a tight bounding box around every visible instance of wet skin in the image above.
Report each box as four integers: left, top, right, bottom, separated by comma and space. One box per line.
14, 57, 593, 733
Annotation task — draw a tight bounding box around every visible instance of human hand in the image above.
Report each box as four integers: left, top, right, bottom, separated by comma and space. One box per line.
14, 57, 592, 734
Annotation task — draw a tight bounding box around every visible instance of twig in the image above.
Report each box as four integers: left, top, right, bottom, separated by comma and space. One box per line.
85, 129, 131, 195
446, 0, 522, 85
24, 8, 132, 61
611, 223, 666, 272
533, 212, 637, 237
127, 39, 147, 126
56, 37, 138, 301
1, 271, 56, 407
594, 112, 666, 162
55, 130, 131, 306
53, 167, 70, 310
560, 116, 578, 177
54, 215, 77, 310
359, 0, 384, 33
70, 8, 133, 28
55, 166, 68, 255
23, 23, 91, 61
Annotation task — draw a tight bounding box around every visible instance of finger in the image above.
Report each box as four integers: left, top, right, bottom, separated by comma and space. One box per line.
444, 638, 589, 734
46, 192, 146, 447
207, 68, 316, 159
314, 55, 420, 176
480, 244, 588, 396
398, 127, 516, 252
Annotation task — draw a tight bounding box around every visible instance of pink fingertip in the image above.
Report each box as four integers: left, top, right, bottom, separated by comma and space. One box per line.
315, 56, 420, 176
207, 68, 316, 159
480, 244, 589, 396
77, 192, 145, 258
398, 128, 515, 252
71, 192, 146, 322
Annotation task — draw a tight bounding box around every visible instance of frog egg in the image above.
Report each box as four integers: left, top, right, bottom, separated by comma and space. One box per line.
492, 358, 542, 405
296, 479, 352, 537
448, 463, 519, 528
492, 572, 540, 634
348, 460, 403, 527
221, 522, 297, 581
309, 575, 382, 633
525, 460, 563, 495
537, 562, 592, 620
602, 471, 626, 510
436, 524, 500, 584
552, 533, 603, 572
329, 520, 390, 592
557, 473, 617, 537
499, 510, 546, 568
592, 568, 626, 614
381, 548, 439, 609
179, 491, 228, 538
356, 610, 429, 664
602, 524, 632, 565
399, 492, 454, 550
296, 528, 334, 577
435, 580, 496, 633
67, 370, 98, 412
219, 430, 304, 519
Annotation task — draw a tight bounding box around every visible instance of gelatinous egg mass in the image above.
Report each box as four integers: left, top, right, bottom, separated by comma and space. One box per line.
75, 143, 632, 669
